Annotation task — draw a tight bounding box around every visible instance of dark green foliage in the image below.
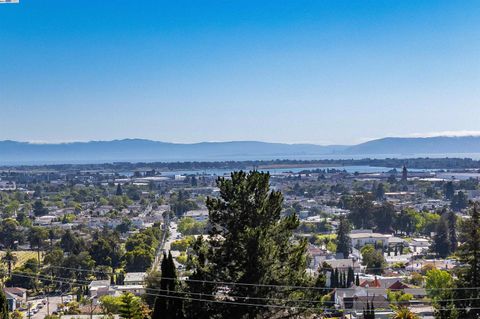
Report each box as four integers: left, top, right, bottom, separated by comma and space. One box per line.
0, 218, 24, 249
361, 245, 385, 275
119, 293, 142, 319
375, 183, 385, 201
336, 216, 351, 258
124, 225, 162, 272
455, 203, 480, 317
447, 210, 457, 252
89, 230, 122, 267
170, 191, 199, 217
347, 194, 375, 229
186, 171, 321, 318
28, 226, 48, 262
152, 252, 183, 319
451, 191, 468, 211
33, 200, 49, 216
0, 288, 9, 319
373, 202, 395, 233
347, 266, 355, 287
363, 301, 375, 319
444, 181, 454, 200
433, 215, 451, 258
60, 230, 85, 254
116, 184, 123, 196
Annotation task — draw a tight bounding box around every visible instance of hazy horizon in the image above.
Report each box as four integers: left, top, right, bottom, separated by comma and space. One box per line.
1, 1, 479, 144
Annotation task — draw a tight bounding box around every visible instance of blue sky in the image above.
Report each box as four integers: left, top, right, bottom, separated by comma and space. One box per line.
0, 0, 479, 145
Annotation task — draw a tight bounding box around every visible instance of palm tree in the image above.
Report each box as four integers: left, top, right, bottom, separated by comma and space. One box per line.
391, 306, 419, 319
28, 226, 48, 264
1, 249, 17, 277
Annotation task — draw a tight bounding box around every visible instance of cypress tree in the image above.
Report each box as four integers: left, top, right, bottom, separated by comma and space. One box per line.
355, 273, 360, 286
152, 251, 183, 319
347, 266, 354, 287
333, 268, 339, 288
116, 184, 123, 196
447, 210, 458, 252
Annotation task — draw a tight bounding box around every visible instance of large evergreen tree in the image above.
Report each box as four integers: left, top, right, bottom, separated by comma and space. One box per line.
455, 203, 480, 317
186, 171, 319, 318
336, 216, 351, 259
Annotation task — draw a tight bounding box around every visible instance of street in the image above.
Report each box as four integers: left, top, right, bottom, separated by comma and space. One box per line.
30, 296, 64, 319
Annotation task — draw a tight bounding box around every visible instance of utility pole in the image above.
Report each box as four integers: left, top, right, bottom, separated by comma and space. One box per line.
45, 286, 50, 317
27, 302, 32, 319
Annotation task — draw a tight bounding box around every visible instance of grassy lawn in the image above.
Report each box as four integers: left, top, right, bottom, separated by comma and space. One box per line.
0, 250, 42, 269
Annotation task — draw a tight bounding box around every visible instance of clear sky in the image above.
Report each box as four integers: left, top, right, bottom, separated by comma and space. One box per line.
1, 0, 479, 145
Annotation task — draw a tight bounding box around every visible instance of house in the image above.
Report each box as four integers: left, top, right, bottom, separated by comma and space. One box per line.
0, 181, 16, 191
324, 259, 361, 273
4, 291, 17, 311
388, 280, 411, 290
88, 280, 111, 297
124, 272, 146, 286
349, 230, 389, 249
335, 287, 389, 312
409, 238, 430, 253
184, 210, 209, 222
113, 285, 145, 296
3, 287, 27, 311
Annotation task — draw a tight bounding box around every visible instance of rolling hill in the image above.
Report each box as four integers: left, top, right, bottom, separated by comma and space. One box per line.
1, 136, 480, 164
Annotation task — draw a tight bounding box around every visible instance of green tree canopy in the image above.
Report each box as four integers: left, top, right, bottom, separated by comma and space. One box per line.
186, 171, 320, 318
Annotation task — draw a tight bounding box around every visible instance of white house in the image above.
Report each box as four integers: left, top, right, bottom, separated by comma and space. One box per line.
124, 272, 146, 286
349, 230, 389, 249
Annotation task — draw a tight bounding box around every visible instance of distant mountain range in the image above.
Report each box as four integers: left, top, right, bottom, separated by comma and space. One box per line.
1, 136, 480, 164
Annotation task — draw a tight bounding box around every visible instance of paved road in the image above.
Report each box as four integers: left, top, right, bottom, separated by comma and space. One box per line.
30, 295, 64, 319
153, 218, 182, 271
153, 212, 171, 271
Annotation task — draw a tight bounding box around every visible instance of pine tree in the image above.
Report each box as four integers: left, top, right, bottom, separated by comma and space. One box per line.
186, 171, 318, 318
336, 216, 351, 259
355, 273, 360, 286
119, 293, 142, 319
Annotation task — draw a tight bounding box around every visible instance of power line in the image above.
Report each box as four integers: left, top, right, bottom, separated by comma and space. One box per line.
16, 260, 480, 293
6, 269, 480, 308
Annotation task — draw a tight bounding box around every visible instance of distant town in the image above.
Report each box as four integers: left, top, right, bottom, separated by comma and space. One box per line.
0, 157, 479, 318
